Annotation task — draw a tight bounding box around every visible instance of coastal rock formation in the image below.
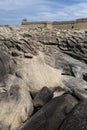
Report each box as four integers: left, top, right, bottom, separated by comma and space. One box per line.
0, 25, 87, 130
21, 93, 78, 130
59, 90, 87, 130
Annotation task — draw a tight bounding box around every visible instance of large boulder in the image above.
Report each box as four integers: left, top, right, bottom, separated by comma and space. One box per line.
59, 90, 87, 130
21, 93, 78, 130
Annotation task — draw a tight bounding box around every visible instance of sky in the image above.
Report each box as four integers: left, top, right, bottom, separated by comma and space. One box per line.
0, 0, 87, 25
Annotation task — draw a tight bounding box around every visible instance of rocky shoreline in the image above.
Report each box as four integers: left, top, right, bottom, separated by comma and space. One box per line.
0, 26, 87, 130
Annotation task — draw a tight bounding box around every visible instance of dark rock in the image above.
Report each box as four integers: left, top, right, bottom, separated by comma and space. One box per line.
83, 73, 87, 82
11, 50, 23, 57
0, 51, 10, 81
33, 87, 53, 107
59, 90, 87, 130
0, 90, 8, 102
10, 84, 20, 101
21, 94, 78, 130
0, 50, 16, 79
24, 53, 33, 58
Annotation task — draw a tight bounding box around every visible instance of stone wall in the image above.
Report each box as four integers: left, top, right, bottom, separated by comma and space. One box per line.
75, 18, 87, 30
22, 21, 47, 29
52, 21, 74, 30
21, 18, 87, 30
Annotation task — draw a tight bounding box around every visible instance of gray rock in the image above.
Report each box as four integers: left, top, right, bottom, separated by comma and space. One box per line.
0, 26, 87, 130
21, 94, 78, 130
59, 90, 87, 130
33, 86, 53, 107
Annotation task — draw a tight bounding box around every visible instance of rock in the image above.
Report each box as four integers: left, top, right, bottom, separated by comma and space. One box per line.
63, 75, 87, 90
21, 93, 78, 130
0, 26, 87, 130
11, 50, 23, 57
0, 89, 7, 102
59, 90, 87, 130
83, 73, 87, 82
0, 74, 33, 130
24, 53, 33, 58
0, 51, 12, 81
33, 86, 53, 107
0, 26, 64, 130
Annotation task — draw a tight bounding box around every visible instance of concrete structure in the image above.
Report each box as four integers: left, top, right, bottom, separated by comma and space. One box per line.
21, 18, 87, 30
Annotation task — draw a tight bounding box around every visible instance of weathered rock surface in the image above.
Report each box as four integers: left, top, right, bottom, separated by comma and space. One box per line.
0, 25, 87, 130
33, 87, 53, 107
21, 93, 78, 130
59, 90, 87, 130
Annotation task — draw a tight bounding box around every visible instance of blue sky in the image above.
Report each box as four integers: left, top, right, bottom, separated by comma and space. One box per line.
0, 0, 87, 25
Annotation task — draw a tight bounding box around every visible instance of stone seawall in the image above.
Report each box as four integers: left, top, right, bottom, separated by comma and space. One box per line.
21, 18, 87, 30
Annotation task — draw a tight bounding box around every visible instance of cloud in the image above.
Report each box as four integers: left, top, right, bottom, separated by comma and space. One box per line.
63, 2, 87, 19
0, 0, 87, 24
0, 0, 49, 10
29, 1, 87, 21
